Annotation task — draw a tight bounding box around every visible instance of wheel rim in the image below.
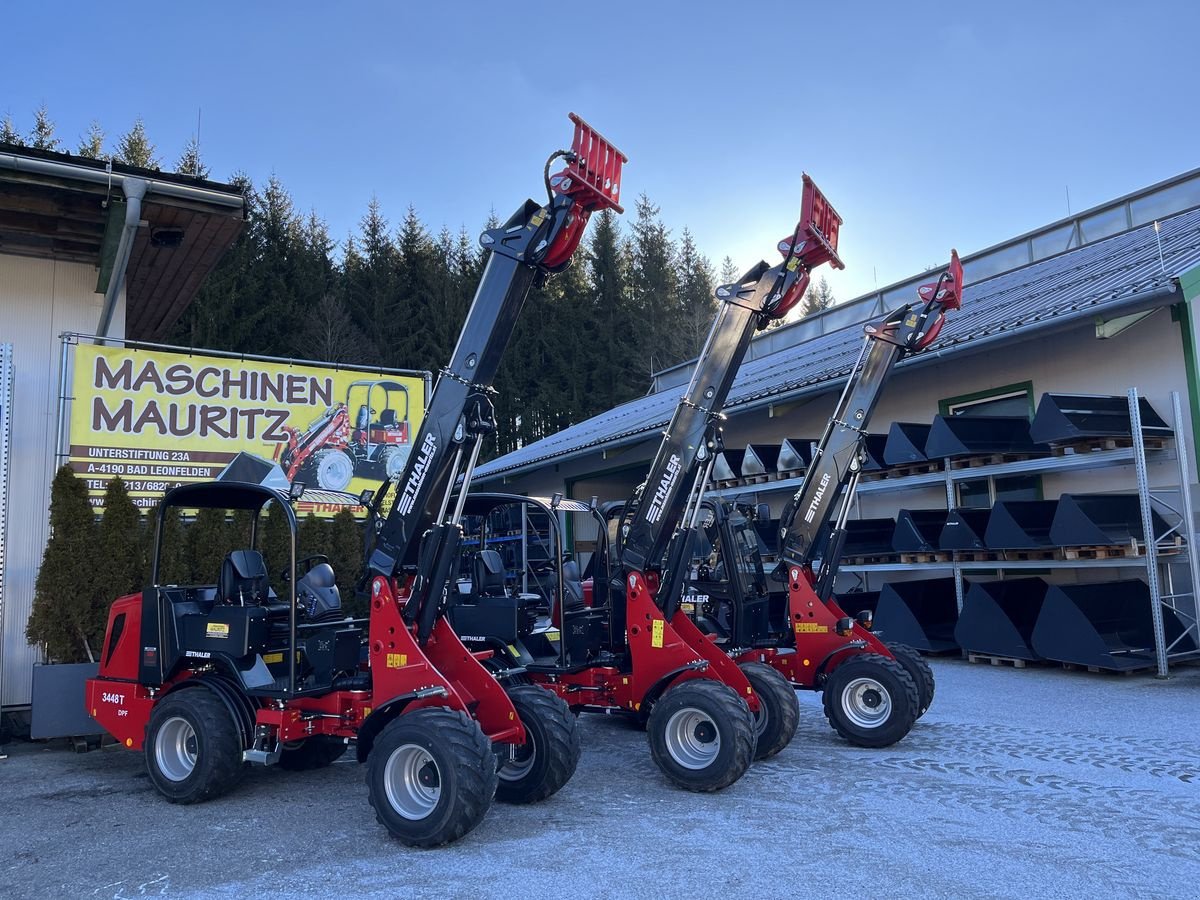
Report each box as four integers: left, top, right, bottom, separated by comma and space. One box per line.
841, 676, 892, 729
751, 696, 770, 738
155, 716, 197, 782
498, 729, 537, 782
318, 454, 353, 490
385, 448, 409, 479
663, 708, 721, 770
383, 743, 442, 820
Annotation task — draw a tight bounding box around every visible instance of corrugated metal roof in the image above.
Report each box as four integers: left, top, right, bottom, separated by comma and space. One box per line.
477, 206, 1200, 481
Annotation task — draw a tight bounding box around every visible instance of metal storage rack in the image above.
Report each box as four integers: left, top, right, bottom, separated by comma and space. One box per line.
712, 388, 1200, 677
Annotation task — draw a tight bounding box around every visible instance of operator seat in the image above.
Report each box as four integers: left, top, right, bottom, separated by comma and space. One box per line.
472, 549, 508, 599
378, 408, 398, 428
219, 550, 270, 606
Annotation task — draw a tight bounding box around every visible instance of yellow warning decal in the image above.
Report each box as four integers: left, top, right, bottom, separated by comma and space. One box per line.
263, 652, 283, 664
681, 602, 695, 614
386, 653, 408, 668
205, 623, 229, 638
531, 209, 547, 227
795, 622, 829, 634
905, 313, 919, 327
544, 629, 561, 641
786, 256, 800, 271
651, 620, 665, 648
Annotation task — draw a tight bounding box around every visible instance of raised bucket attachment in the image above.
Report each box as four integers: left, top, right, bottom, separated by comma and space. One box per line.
883, 422, 933, 467
742, 443, 781, 480
816, 518, 897, 559
217, 451, 292, 490
924, 415, 1047, 459
754, 518, 781, 558
712, 448, 747, 483
1031, 580, 1197, 671
861, 433, 888, 472
954, 578, 1050, 660
893, 508, 950, 552
778, 437, 818, 475
874, 578, 961, 653
1049, 494, 1171, 548
1030, 393, 1173, 446
984, 499, 1060, 548
940, 507, 991, 550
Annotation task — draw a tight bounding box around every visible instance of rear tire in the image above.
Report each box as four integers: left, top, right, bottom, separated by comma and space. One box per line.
496, 685, 580, 804
366, 708, 497, 848
312, 448, 354, 491
822, 653, 918, 748
279, 736, 347, 771
647, 679, 755, 792
379, 445, 411, 480
739, 662, 799, 760
886, 641, 935, 718
145, 689, 244, 804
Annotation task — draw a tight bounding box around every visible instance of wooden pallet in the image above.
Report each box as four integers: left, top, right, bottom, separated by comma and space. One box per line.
948, 452, 1040, 470
776, 468, 806, 482
953, 550, 1001, 562
998, 548, 1059, 562
900, 551, 951, 564
1060, 662, 1138, 677
1063, 544, 1140, 560
843, 554, 900, 565
1051, 435, 1168, 457
967, 652, 1029, 669
882, 460, 942, 478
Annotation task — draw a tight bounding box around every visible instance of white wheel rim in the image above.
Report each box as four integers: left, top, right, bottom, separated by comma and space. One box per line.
385, 447, 410, 479
383, 743, 441, 820
318, 454, 353, 490
155, 716, 197, 782
841, 676, 892, 729
664, 708, 721, 770
498, 729, 537, 782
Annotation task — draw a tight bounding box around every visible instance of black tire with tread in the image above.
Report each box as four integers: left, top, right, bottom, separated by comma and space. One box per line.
145, 688, 245, 804
647, 679, 755, 792
496, 685, 580, 804
279, 736, 347, 771
822, 653, 919, 748
739, 662, 800, 760
366, 708, 497, 848
886, 641, 935, 718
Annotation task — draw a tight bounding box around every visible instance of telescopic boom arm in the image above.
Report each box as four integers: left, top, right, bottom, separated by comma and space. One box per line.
620, 176, 843, 614
776, 250, 963, 599
368, 114, 626, 641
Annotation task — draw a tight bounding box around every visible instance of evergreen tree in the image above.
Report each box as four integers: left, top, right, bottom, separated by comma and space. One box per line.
26, 467, 100, 662
327, 510, 366, 617
340, 197, 397, 365
28, 104, 60, 151
259, 504, 293, 579
155, 506, 188, 585
94, 478, 144, 609
299, 513, 328, 563
719, 255, 740, 286
186, 508, 229, 582
175, 134, 209, 178
77, 121, 105, 158
394, 206, 443, 372
676, 228, 717, 358
0, 113, 24, 146
801, 275, 836, 318
588, 209, 636, 411
114, 118, 160, 169
630, 194, 682, 376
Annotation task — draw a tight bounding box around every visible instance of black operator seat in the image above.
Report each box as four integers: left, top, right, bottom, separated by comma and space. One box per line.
219, 550, 269, 605
473, 549, 509, 599
560, 559, 586, 613
378, 408, 398, 428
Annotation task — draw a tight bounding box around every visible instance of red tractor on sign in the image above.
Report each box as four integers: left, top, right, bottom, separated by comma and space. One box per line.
275, 379, 412, 491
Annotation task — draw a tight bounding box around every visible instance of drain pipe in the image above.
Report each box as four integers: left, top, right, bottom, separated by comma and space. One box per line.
97, 178, 147, 338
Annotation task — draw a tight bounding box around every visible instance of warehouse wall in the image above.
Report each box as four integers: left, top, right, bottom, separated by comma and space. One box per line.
0, 254, 112, 707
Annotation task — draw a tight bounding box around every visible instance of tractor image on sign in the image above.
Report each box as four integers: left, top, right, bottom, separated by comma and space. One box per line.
275, 379, 413, 490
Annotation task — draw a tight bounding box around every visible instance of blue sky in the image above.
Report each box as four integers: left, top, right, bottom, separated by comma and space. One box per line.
4, 2, 1198, 302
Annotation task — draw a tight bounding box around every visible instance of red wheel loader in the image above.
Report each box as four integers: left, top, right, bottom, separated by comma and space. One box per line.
444, 177, 843, 792
85, 114, 627, 847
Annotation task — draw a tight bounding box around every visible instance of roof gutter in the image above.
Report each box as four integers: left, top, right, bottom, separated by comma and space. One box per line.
476, 281, 1181, 483
97, 178, 146, 337
0, 151, 245, 209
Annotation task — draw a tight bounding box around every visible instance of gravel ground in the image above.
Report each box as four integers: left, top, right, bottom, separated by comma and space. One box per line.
2, 659, 1199, 899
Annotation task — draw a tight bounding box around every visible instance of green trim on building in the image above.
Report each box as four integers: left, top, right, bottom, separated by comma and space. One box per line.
938, 380, 1036, 419
1176, 264, 1200, 457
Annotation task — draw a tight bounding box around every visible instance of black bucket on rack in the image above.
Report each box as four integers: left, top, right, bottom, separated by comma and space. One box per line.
1048, 494, 1171, 547
861, 433, 888, 472
713, 449, 746, 483
893, 509, 949, 552
742, 443, 781, 479
883, 422, 932, 466
984, 500, 1059, 548
924, 415, 1047, 459
754, 519, 781, 558
954, 578, 1049, 660
1029, 393, 1173, 445
835, 590, 881, 617
815, 518, 897, 559
940, 507, 992, 550
778, 438, 818, 475
873, 578, 960, 653
1031, 580, 1197, 671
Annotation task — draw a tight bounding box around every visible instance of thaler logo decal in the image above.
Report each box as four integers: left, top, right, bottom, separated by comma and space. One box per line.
803, 473, 832, 523
646, 454, 682, 525
397, 433, 438, 515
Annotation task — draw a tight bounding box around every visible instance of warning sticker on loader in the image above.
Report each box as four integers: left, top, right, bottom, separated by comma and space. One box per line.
795, 622, 829, 634
651, 620, 665, 648
66, 342, 428, 514
206, 623, 230, 639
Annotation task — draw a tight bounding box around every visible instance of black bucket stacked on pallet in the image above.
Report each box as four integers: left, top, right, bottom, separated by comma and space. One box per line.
940, 507, 991, 550
1049, 494, 1170, 548
1029, 393, 1173, 445
954, 578, 1050, 661
984, 500, 1059, 548
883, 422, 932, 466
778, 438, 817, 475
874, 578, 960, 653
742, 443, 780, 480
924, 415, 1047, 459
816, 518, 897, 559
861, 433, 888, 472
1031, 580, 1197, 671
893, 509, 949, 552
712, 448, 746, 483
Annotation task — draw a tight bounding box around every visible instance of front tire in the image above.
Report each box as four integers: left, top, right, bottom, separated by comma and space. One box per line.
496, 685, 580, 804
647, 679, 755, 792
822, 653, 918, 748
279, 736, 347, 771
312, 448, 354, 491
145, 689, 244, 804
366, 708, 497, 848
886, 641, 935, 718
739, 662, 799, 760
379, 445, 411, 480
